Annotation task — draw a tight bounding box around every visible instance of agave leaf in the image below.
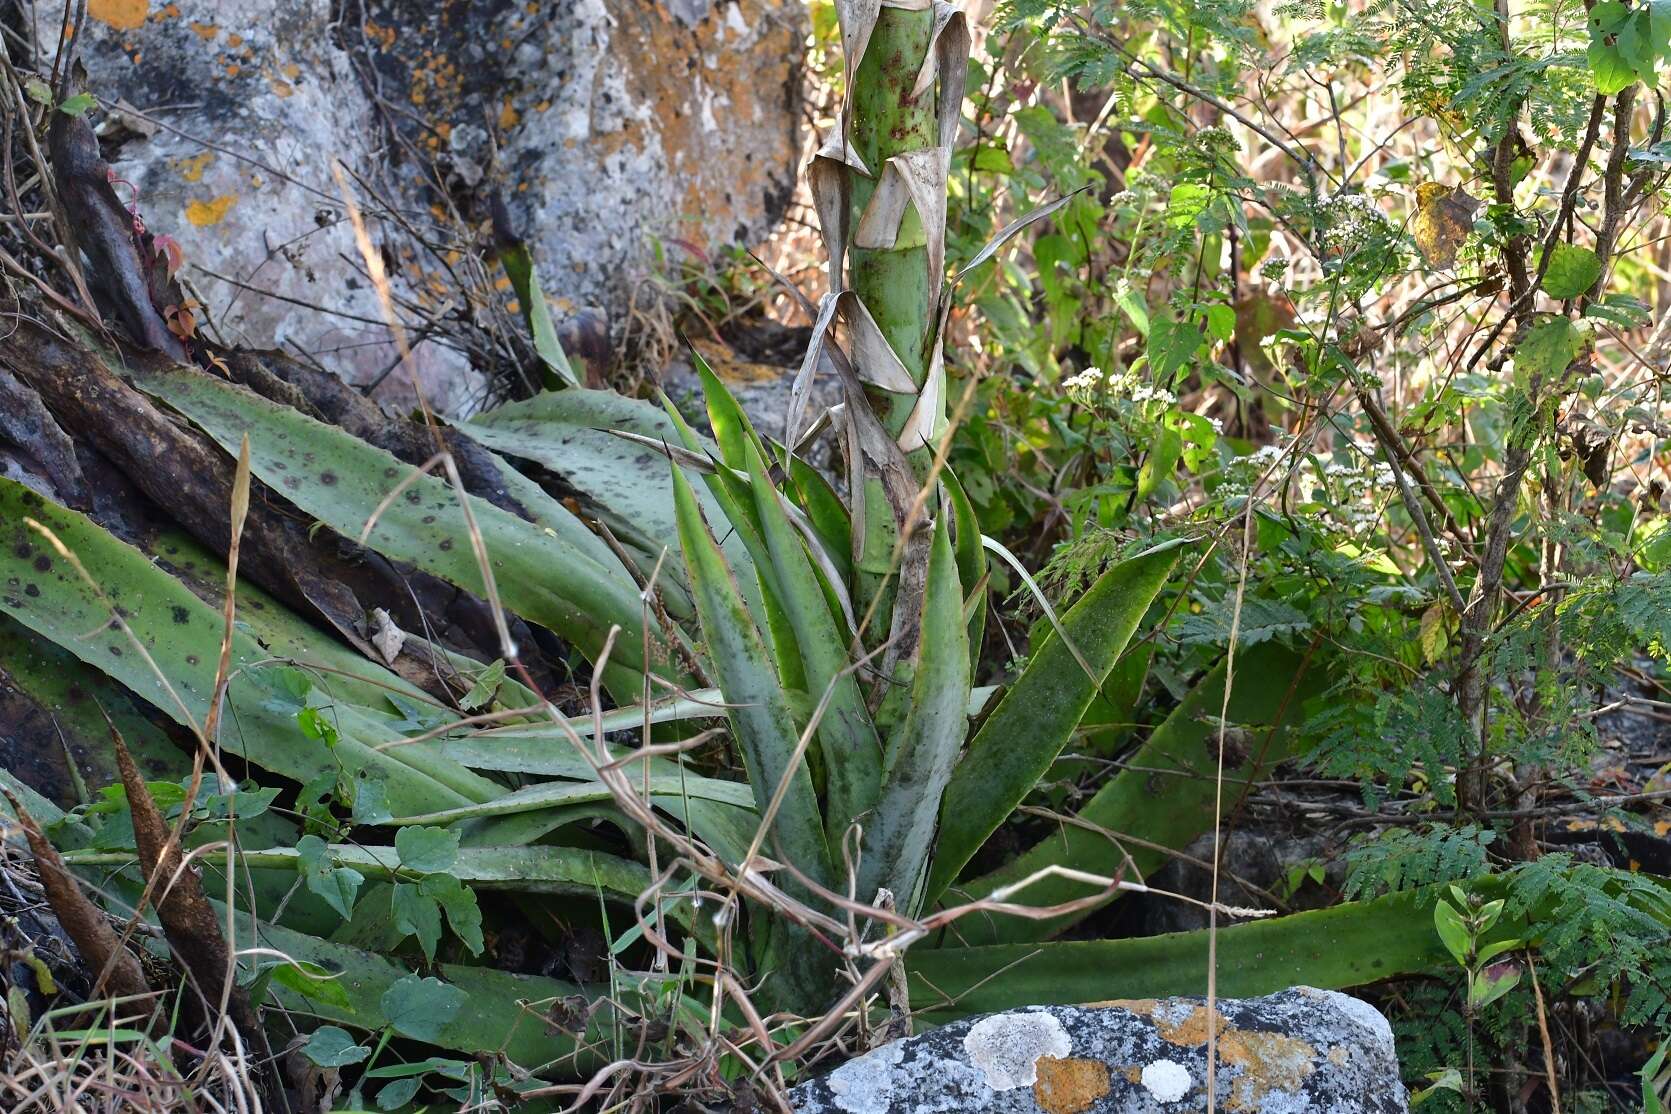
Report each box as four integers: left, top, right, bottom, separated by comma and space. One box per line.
497, 238, 579, 388
126, 368, 664, 681
943, 467, 987, 664
784, 450, 853, 583
464, 387, 752, 603
387, 771, 757, 826
952, 642, 1321, 944
693, 347, 770, 472
908, 887, 1455, 1020
742, 435, 881, 845
924, 544, 1181, 905
858, 517, 968, 910
670, 465, 833, 886
0, 482, 494, 816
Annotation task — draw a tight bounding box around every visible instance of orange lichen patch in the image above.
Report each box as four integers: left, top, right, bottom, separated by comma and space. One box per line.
185, 195, 237, 227
1156, 1005, 1230, 1047
176, 151, 213, 183
689, 338, 788, 384
270, 79, 294, 97
1033, 1057, 1111, 1114
1218, 1030, 1318, 1112
226, 32, 243, 46
497, 99, 520, 131
160, 3, 181, 17
280, 62, 302, 79
363, 20, 396, 48
224, 64, 241, 77
1327, 1046, 1349, 1067
188, 20, 217, 39
90, 0, 148, 30
1121, 1065, 1142, 1084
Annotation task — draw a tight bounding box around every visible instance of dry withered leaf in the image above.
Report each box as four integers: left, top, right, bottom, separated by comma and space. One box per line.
1412, 183, 1483, 269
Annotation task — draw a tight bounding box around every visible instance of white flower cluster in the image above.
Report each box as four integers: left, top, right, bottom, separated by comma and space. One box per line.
1062, 366, 1106, 395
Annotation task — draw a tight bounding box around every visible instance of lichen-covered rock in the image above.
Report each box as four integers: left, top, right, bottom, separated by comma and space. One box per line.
33, 0, 804, 413
789, 987, 1408, 1113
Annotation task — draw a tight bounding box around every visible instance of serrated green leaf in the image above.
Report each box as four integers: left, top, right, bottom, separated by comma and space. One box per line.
0, 482, 491, 817
908, 886, 1470, 1020
1542, 243, 1603, 299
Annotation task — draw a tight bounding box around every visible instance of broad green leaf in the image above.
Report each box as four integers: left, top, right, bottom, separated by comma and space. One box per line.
1590, 2, 1644, 93
950, 640, 1321, 943
381, 975, 467, 1043
0, 482, 492, 816
1515, 316, 1585, 384
392, 883, 443, 961
1542, 243, 1603, 299
377, 1078, 423, 1110
671, 464, 833, 886
907, 887, 1459, 1020
420, 874, 485, 956
742, 435, 881, 844
395, 826, 461, 874
924, 543, 1181, 905
858, 518, 969, 910
125, 368, 666, 682
298, 835, 364, 919
1433, 899, 1471, 965
302, 1026, 370, 1068
56, 92, 97, 116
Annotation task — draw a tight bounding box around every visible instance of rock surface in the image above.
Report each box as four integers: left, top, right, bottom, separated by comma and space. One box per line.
31, 0, 804, 413
789, 987, 1408, 1113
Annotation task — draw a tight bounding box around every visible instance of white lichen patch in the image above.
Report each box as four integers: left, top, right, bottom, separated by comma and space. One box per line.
1141, 1059, 1192, 1103
1297, 986, 1394, 1046
825, 1040, 903, 1114
962, 1011, 1072, 1091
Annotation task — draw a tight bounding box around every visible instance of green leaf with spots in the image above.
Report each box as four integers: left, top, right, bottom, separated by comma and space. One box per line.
1516, 316, 1586, 384
125, 367, 670, 684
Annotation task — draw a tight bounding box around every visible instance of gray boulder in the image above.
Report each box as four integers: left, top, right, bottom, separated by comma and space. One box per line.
789, 987, 1407, 1113
27, 0, 804, 414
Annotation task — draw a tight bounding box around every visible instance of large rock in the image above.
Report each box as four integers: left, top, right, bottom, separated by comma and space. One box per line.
789, 987, 1408, 1113
32, 0, 804, 414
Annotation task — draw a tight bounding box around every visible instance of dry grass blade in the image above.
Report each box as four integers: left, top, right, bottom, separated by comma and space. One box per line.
108, 728, 268, 1085
0, 789, 152, 1003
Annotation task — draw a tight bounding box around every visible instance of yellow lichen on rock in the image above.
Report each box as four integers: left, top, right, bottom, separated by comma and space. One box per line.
1033, 1057, 1112, 1114
88, 0, 148, 30
185, 195, 236, 227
